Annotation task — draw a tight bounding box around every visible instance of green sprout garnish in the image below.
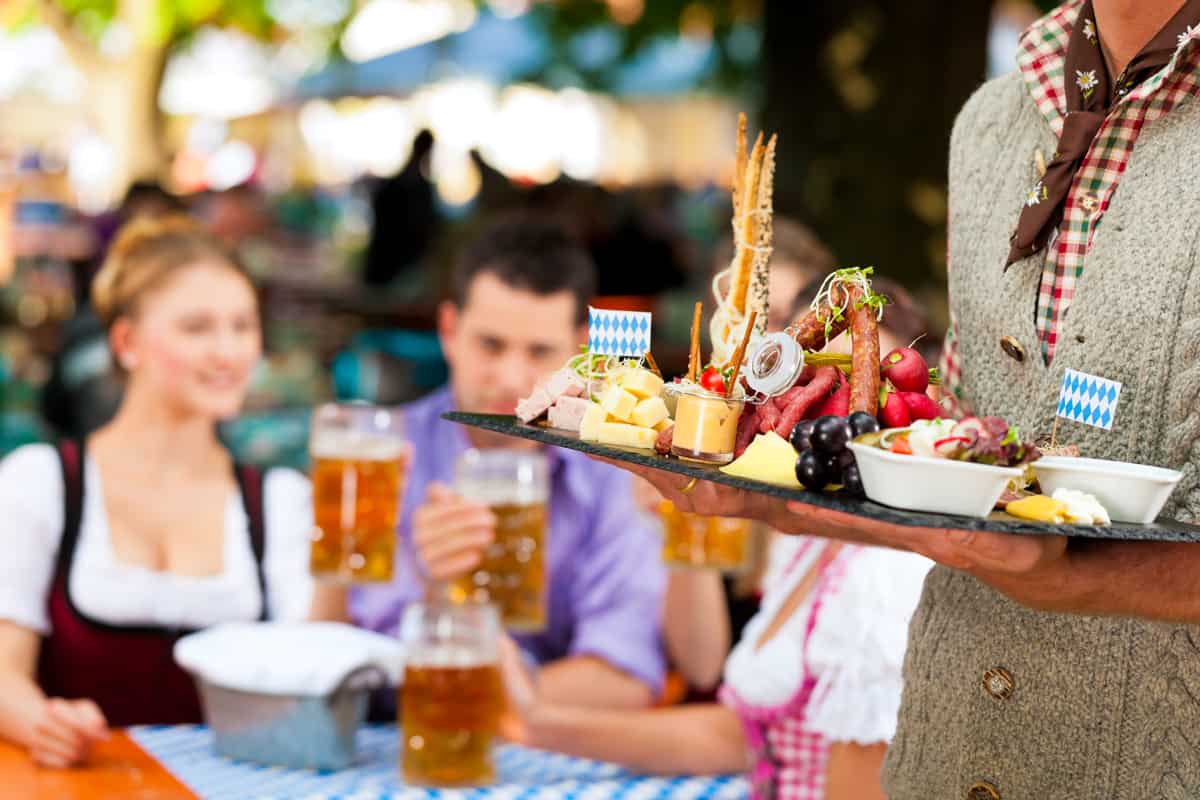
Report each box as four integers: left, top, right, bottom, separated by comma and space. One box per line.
810, 266, 889, 345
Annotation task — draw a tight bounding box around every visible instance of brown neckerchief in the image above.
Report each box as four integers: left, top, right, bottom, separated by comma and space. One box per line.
1006, 0, 1200, 267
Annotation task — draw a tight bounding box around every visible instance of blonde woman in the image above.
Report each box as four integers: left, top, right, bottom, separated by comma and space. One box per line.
501, 541, 931, 799
0, 217, 343, 768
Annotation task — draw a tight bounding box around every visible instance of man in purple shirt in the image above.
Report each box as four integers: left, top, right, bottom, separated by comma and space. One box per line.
351, 217, 667, 708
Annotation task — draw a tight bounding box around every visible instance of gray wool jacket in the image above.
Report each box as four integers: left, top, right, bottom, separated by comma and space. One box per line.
881, 71, 1200, 799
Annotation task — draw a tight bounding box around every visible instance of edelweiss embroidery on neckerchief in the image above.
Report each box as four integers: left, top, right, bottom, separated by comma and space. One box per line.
1075, 69, 1099, 100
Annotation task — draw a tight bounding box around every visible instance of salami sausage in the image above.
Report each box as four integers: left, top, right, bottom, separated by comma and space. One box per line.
845, 285, 881, 416
772, 368, 816, 409
786, 300, 850, 351
654, 425, 674, 455
734, 410, 759, 458
758, 400, 782, 434
775, 366, 838, 438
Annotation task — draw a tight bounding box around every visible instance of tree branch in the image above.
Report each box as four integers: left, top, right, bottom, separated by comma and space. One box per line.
36, 0, 102, 70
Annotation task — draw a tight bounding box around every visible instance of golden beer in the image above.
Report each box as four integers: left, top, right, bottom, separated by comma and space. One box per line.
309, 404, 408, 583
660, 500, 752, 572
453, 450, 550, 632
447, 502, 548, 632
400, 602, 502, 787
400, 661, 505, 786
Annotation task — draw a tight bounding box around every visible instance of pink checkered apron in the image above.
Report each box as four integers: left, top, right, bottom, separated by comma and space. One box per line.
718, 542, 855, 800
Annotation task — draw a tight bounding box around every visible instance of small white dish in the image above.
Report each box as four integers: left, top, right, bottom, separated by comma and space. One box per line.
848, 442, 1023, 519
1032, 456, 1182, 524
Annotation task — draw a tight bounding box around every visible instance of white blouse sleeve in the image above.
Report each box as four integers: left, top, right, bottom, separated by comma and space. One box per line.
261, 468, 316, 622
804, 548, 934, 744
0, 445, 65, 634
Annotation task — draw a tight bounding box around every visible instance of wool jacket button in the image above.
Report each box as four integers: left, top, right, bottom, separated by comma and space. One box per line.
967, 781, 1001, 800
1000, 336, 1026, 362
982, 667, 1015, 700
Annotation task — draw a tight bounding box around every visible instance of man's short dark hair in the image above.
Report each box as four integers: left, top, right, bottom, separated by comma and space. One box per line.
452, 215, 596, 325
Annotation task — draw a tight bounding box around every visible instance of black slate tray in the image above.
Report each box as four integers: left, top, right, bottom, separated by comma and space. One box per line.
443, 412, 1200, 542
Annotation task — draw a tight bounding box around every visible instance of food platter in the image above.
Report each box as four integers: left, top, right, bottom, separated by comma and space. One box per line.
443, 412, 1200, 542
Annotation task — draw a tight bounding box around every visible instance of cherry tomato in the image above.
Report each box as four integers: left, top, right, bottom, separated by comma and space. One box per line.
699, 366, 726, 394
890, 435, 913, 455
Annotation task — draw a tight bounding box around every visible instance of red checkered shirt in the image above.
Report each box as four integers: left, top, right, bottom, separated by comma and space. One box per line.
940, 0, 1200, 416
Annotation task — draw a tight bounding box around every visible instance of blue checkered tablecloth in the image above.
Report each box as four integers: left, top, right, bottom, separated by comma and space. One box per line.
130, 725, 750, 800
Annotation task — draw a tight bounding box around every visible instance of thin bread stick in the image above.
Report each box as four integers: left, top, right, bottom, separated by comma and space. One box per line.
729, 132, 765, 315
733, 113, 747, 221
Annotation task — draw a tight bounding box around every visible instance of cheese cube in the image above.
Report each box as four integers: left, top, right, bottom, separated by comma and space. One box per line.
600, 384, 638, 422
619, 369, 665, 400
631, 396, 669, 429
596, 422, 659, 450
654, 417, 674, 433
579, 403, 607, 441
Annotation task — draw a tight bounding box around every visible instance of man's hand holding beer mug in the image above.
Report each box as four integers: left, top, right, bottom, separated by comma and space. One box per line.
413, 483, 498, 581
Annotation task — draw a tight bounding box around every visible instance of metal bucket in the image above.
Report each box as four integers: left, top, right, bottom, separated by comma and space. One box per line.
195, 665, 388, 770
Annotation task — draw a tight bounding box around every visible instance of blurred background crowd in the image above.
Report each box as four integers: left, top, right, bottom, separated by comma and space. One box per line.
0, 0, 1047, 462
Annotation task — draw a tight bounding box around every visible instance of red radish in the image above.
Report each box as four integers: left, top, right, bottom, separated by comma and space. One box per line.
880, 347, 930, 394
900, 391, 941, 421
878, 388, 912, 429
814, 383, 850, 418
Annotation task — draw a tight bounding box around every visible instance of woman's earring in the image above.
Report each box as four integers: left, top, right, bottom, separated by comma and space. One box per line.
120, 353, 138, 370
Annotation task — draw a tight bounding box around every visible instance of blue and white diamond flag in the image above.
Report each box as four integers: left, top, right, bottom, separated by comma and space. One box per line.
587, 307, 652, 357
1056, 368, 1122, 430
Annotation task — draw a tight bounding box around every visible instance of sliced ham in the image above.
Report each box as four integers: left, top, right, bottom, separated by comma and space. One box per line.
547, 396, 592, 432
516, 369, 588, 423
545, 369, 586, 399
515, 386, 554, 423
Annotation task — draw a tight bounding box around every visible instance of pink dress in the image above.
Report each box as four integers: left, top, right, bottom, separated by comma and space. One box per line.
718, 540, 931, 800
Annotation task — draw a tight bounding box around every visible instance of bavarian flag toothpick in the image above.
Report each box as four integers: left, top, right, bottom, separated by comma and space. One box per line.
588, 307, 652, 358
1057, 368, 1122, 431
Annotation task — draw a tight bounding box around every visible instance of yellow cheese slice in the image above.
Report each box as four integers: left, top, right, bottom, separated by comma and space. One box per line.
596, 421, 659, 450
1005, 495, 1070, 524
631, 396, 669, 429
618, 368, 665, 400
720, 432, 802, 489
579, 403, 607, 442
600, 384, 638, 422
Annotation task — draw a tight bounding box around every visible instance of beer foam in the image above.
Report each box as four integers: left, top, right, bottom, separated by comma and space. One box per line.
455, 478, 548, 505
310, 429, 407, 461
406, 643, 498, 669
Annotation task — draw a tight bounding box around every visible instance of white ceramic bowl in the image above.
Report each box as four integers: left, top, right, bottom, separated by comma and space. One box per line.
1032, 456, 1182, 524
848, 442, 1024, 519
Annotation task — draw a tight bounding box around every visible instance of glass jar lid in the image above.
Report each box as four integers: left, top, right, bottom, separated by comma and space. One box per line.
744, 332, 805, 398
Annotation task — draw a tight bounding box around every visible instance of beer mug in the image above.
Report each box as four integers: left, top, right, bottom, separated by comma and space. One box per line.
400, 602, 504, 786
309, 403, 408, 582
659, 500, 753, 572
450, 449, 549, 632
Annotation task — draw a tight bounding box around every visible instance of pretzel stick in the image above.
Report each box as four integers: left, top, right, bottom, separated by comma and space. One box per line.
644, 351, 661, 379
688, 301, 702, 383
726, 310, 758, 397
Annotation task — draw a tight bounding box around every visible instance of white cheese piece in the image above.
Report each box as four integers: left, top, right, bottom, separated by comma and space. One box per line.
596, 422, 659, 450
631, 396, 669, 429
600, 385, 638, 422
579, 403, 608, 441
